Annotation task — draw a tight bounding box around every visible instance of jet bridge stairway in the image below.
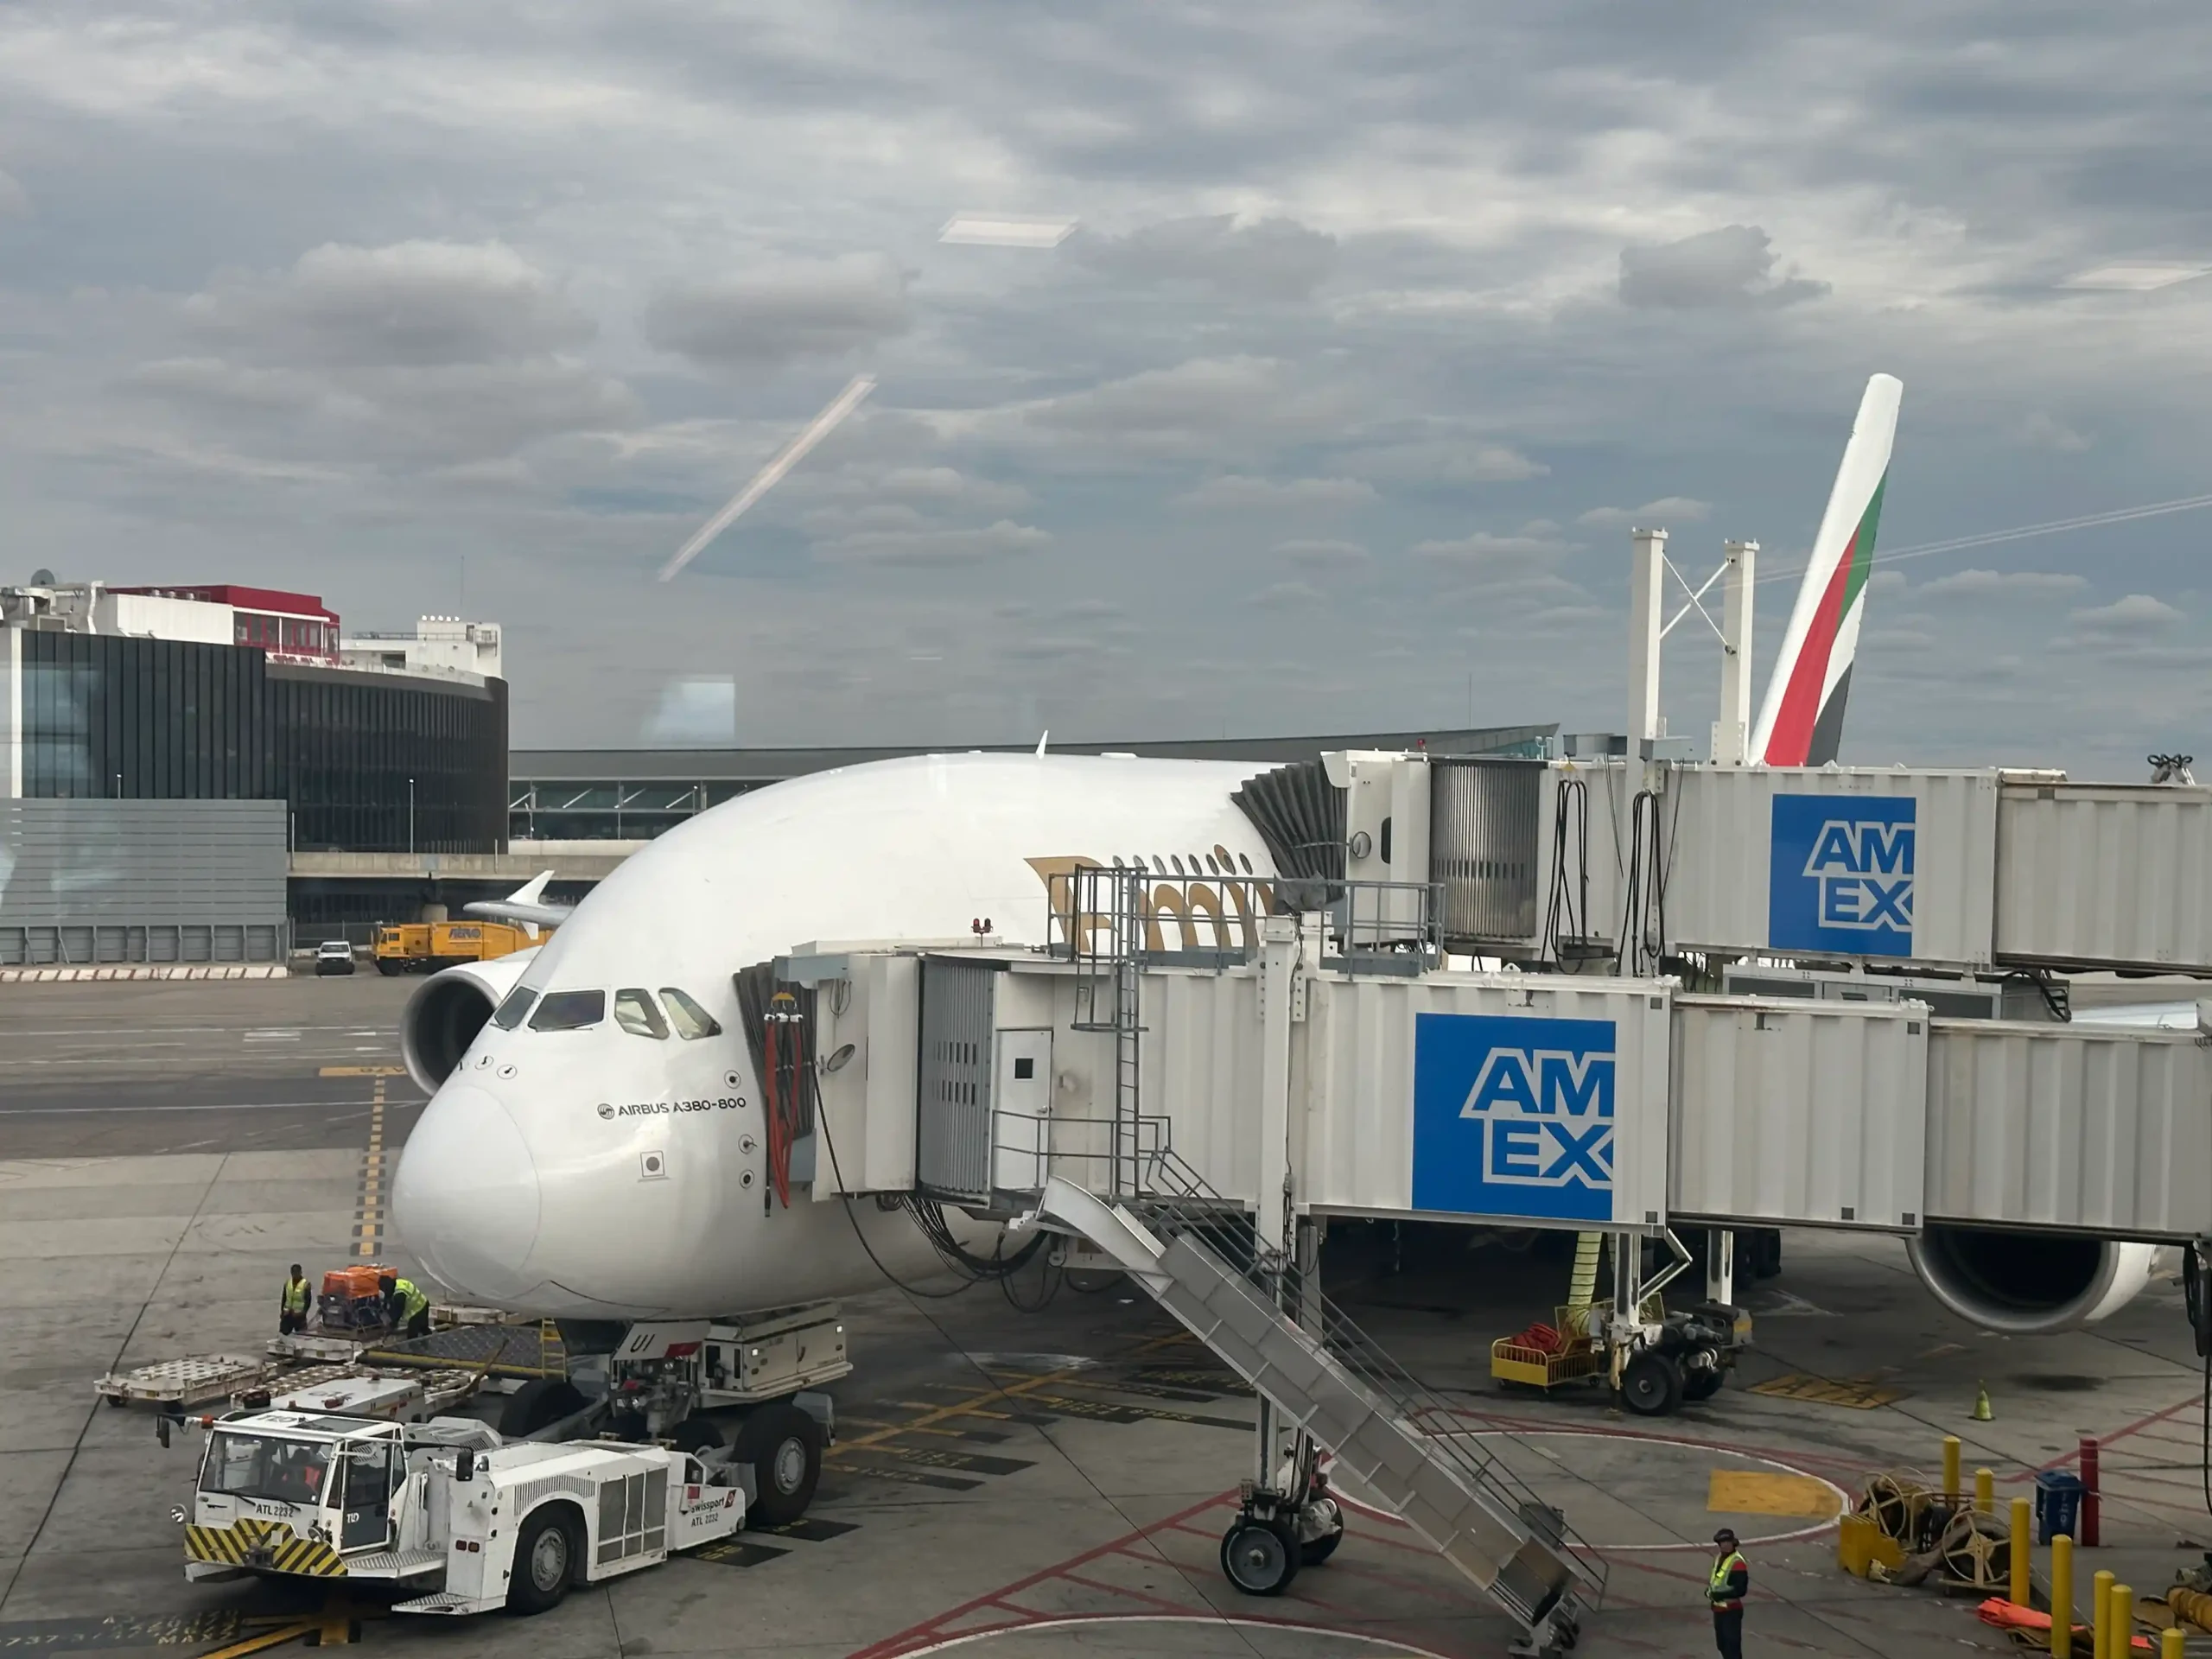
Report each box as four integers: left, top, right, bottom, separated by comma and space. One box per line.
1029, 1173, 1602, 1656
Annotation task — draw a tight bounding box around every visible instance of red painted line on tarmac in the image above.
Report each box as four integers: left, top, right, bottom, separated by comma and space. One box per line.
2005, 1390, 2206, 1482
1055, 1572, 1195, 1616
844, 1491, 1239, 1659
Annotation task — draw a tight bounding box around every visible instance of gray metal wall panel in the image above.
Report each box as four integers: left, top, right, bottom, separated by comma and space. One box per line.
915, 957, 997, 1198
1995, 785, 2212, 970
1924, 1020, 2212, 1240
1666, 767, 1999, 969
0, 799, 287, 959
1669, 997, 1927, 1230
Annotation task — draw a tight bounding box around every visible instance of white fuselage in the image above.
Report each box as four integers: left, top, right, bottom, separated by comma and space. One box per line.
391, 752, 1279, 1319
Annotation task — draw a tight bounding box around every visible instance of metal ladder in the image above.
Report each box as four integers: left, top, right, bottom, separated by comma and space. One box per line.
1029, 1172, 1605, 1654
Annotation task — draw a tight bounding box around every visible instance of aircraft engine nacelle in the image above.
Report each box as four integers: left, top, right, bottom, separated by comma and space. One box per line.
1907, 1223, 2162, 1336
400, 950, 539, 1094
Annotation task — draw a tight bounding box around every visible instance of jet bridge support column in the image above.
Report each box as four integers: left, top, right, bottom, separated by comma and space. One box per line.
1249, 915, 1308, 1518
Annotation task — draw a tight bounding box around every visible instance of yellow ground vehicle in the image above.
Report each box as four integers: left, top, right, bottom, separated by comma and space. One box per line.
373, 921, 535, 975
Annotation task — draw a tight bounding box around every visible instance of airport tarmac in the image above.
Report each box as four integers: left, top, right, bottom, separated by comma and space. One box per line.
1, 978, 2208, 1658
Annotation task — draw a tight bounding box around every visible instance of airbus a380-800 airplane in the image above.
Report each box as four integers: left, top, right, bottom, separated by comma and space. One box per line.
390, 371, 2159, 1352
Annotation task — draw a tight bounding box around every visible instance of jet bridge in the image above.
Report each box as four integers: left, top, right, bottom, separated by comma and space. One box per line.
777, 875, 2212, 1654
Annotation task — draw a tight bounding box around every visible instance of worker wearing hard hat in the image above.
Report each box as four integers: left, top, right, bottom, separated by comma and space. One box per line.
279, 1265, 311, 1335
1708, 1528, 1749, 1659
378, 1271, 431, 1339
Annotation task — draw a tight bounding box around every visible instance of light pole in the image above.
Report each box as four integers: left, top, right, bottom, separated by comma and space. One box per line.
408, 777, 416, 855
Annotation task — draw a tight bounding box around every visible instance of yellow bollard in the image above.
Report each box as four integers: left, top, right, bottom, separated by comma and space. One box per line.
2163, 1624, 2184, 1659
2011, 1497, 2032, 1605
2050, 1534, 2073, 1659
1976, 1466, 1995, 1516
2112, 1584, 2133, 1659
1944, 1434, 1962, 1500
2094, 1570, 2113, 1659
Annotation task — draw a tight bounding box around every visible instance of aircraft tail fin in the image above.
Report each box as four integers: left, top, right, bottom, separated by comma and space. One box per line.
1749, 373, 1902, 766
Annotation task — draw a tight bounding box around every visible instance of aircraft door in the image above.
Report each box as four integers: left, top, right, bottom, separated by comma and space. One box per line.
991, 1029, 1052, 1192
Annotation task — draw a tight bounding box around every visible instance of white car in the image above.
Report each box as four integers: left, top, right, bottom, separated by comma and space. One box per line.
314, 940, 356, 976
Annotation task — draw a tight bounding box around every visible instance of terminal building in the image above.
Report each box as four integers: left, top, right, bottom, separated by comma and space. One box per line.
0, 576, 507, 965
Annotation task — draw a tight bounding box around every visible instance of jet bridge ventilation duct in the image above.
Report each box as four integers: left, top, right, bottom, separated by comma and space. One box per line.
399, 951, 537, 1094
1430, 759, 1541, 945
1907, 1224, 2162, 1336
1231, 762, 1344, 893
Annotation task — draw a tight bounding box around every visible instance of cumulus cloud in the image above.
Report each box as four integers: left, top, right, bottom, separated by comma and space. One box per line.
644, 253, 908, 368
2069, 593, 2186, 644
642, 677, 736, 745
1075, 214, 1338, 299
2018, 412, 2092, 452
1350, 436, 1548, 484
1027, 356, 1347, 449
811, 518, 1051, 566
1270, 538, 1369, 568
1413, 527, 1576, 566
1918, 568, 2088, 599
1175, 474, 1376, 510
1577, 496, 1712, 529
1618, 226, 1828, 310
186, 240, 594, 365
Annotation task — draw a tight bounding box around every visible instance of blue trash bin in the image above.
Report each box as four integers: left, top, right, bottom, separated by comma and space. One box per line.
2034, 1470, 2084, 1543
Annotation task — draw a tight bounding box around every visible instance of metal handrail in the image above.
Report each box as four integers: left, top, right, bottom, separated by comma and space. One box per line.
1113, 1154, 1610, 1606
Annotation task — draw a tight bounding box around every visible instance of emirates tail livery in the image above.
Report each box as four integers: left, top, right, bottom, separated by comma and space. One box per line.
1750, 373, 1903, 766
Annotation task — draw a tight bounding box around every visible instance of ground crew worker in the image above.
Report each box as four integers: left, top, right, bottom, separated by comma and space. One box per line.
1708, 1527, 1748, 1659
378, 1271, 431, 1338
279, 1264, 311, 1335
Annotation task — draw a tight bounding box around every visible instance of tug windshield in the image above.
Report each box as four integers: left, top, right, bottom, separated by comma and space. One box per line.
200, 1430, 336, 1505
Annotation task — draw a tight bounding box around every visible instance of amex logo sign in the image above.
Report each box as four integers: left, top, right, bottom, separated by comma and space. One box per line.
1411, 1013, 1617, 1224
1768, 794, 1916, 957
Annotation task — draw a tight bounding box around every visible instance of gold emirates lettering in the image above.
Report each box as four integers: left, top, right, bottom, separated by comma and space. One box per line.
1027, 848, 1274, 953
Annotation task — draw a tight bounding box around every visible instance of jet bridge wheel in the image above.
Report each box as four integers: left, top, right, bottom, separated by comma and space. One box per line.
1681, 1363, 1726, 1403
1620, 1350, 1685, 1417
736, 1402, 822, 1527
1220, 1516, 1300, 1596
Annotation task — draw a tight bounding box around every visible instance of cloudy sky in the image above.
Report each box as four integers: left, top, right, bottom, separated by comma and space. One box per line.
2, 3, 2208, 777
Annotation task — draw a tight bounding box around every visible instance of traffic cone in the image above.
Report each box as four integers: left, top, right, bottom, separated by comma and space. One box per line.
1973, 1382, 1993, 1422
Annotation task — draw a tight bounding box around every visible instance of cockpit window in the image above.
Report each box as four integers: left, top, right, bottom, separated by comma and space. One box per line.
529, 990, 605, 1032
661, 988, 722, 1040
613, 988, 669, 1039
491, 987, 537, 1030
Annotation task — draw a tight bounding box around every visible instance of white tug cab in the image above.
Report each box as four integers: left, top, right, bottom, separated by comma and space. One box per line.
179, 1408, 747, 1615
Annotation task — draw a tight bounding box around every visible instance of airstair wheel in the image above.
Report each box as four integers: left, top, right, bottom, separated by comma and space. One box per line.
1220, 1516, 1300, 1596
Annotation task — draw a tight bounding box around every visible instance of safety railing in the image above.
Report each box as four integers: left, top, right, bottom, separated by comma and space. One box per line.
1115, 1152, 1610, 1609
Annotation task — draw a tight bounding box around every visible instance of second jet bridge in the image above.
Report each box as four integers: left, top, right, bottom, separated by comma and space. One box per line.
794, 931, 2212, 1248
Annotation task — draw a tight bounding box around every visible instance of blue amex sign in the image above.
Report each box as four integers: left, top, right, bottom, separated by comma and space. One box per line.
1410, 1014, 1616, 1224
1769, 793, 1915, 958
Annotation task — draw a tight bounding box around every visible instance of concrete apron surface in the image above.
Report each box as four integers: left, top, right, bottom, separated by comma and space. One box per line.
0, 1145, 2205, 1658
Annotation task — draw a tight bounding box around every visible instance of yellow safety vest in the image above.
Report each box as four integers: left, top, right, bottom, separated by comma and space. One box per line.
393, 1278, 429, 1319
282, 1278, 310, 1314
1710, 1551, 1746, 1607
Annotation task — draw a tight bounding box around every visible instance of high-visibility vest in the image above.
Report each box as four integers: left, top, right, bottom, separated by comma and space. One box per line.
1710, 1551, 1747, 1610
392, 1278, 429, 1319
282, 1278, 310, 1314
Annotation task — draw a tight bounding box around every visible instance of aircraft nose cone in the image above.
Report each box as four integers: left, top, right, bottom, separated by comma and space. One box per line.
391, 1083, 542, 1306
